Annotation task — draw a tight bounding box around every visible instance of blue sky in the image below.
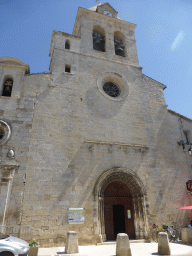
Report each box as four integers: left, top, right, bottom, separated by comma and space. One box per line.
1, 0, 192, 118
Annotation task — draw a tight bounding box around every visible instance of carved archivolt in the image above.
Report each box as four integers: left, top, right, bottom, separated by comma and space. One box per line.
93, 168, 149, 241
0, 120, 11, 145
93, 167, 147, 198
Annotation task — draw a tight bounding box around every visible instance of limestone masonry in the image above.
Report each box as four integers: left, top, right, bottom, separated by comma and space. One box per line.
0, 2, 192, 247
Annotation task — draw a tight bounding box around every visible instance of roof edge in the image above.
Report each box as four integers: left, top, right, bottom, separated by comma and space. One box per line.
143, 74, 167, 90
168, 109, 192, 122
0, 57, 30, 73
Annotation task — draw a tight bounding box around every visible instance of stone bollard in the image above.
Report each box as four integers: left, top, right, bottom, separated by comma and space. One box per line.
158, 232, 171, 255
65, 231, 79, 254
116, 233, 132, 256
182, 228, 192, 244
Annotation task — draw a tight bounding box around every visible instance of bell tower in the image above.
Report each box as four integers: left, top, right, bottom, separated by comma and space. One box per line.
72, 2, 140, 67
49, 2, 140, 76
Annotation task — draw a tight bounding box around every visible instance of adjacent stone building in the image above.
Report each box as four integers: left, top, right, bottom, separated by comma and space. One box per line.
0, 2, 192, 247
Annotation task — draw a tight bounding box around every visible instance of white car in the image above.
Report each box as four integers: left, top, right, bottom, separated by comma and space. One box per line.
0, 232, 29, 256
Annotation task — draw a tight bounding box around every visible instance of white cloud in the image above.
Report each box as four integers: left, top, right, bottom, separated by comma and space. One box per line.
171, 30, 185, 51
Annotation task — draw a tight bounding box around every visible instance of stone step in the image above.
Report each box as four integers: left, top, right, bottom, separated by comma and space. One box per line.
97, 239, 147, 245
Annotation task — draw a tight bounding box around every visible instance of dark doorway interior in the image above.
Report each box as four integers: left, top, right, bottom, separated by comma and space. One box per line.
113, 205, 125, 238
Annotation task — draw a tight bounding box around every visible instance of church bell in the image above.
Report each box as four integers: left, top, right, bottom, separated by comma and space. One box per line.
115, 44, 124, 55
93, 32, 105, 52
114, 37, 125, 57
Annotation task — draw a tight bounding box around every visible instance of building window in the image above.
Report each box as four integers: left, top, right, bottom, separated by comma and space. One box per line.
97, 72, 129, 102
184, 130, 190, 144
103, 82, 120, 98
114, 31, 125, 57
65, 39, 70, 50
0, 120, 11, 145
0, 127, 4, 140
2, 77, 13, 97
93, 25, 105, 52
65, 64, 71, 73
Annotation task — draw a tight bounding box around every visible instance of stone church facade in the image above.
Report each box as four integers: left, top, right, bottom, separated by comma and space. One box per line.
0, 2, 192, 247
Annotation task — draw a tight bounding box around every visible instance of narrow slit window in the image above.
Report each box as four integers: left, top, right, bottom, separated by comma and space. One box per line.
65, 65, 71, 73
2, 78, 13, 97
184, 131, 190, 144
65, 40, 70, 50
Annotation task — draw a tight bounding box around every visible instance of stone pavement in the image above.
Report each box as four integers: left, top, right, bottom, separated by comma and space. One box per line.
38, 241, 192, 256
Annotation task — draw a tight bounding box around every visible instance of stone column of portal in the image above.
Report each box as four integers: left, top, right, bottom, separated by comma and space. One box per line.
137, 197, 142, 239
138, 196, 144, 239
99, 197, 105, 242
65, 231, 79, 254
142, 195, 149, 239
116, 233, 132, 256
98, 196, 102, 243
133, 197, 139, 239
101, 197, 106, 242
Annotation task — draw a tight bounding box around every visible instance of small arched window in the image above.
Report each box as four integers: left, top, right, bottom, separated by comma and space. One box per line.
114, 31, 125, 57
65, 39, 70, 50
2, 77, 13, 97
93, 25, 105, 52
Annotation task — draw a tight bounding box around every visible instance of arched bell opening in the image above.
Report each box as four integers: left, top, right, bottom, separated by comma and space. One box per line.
93, 168, 149, 242
92, 25, 105, 52
2, 76, 14, 97
114, 31, 126, 57
65, 39, 70, 50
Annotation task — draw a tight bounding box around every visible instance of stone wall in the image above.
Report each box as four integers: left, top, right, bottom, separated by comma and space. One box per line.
0, 58, 50, 228
0, 95, 35, 225
1, 4, 192, 247
21, 45, 192, 246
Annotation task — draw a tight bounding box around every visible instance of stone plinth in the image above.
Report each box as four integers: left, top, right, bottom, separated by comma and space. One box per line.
65, 231, 79, 254
182, 228, 192, 244
158, 232, 171, 255
116, 233, 132, 256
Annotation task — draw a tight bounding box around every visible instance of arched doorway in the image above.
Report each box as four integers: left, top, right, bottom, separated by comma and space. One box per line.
104, 181, 135, 240
93, 168, 149, 242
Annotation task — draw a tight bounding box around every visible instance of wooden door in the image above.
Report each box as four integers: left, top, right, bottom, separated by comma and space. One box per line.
104, 204, 114, 240
104, 181, 135, 240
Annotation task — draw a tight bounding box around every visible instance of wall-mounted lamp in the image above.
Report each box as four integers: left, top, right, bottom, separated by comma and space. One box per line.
177, 140, 192, 156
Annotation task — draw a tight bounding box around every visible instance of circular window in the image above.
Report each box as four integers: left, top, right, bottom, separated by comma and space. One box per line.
103, 82, 120, 98
0, 127, 5, 140
0, 120, 11, 145
97, 72, 129, 101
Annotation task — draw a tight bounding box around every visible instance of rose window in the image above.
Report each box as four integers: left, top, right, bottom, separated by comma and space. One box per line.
103, 82, 120, 98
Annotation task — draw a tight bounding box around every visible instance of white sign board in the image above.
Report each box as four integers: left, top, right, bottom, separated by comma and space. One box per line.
127, 210, 131, 219
68, 208, 85, 224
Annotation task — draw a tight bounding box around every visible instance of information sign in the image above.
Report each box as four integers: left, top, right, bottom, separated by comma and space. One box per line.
68, 208, 85, 224
127, 209, 131, 219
